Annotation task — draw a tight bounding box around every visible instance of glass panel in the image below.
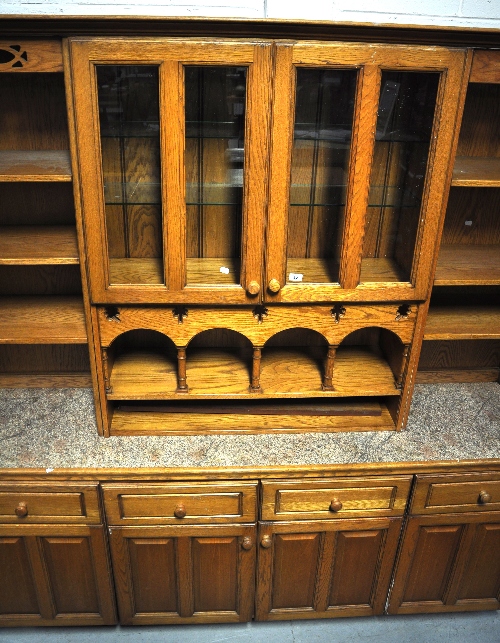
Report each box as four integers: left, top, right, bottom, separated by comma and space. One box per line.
96, 66, 163, 285
185, 66, 247, 287
361, 71, 440, 283
286, 68, 357, 285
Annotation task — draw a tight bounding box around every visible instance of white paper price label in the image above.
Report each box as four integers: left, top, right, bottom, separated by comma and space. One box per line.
289, 273, 303, 282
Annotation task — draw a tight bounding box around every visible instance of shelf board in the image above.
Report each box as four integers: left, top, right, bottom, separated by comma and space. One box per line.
435, 245, 500, 286
0, 151, 72, 182
0, 296, 87, 344
416, 368, 500, 384
424, 306, 500, 340
0, 226, 79, 265
360, 258, 407, 284
452, 157, 500, 187
107, 346, 400, 400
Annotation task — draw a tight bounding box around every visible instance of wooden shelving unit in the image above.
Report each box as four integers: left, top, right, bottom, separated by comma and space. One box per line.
0, 150, 72, 182
0, 226, 79, 265
452, 156, 500, 187
424, 306, 500, 340
434, 246, 500, 285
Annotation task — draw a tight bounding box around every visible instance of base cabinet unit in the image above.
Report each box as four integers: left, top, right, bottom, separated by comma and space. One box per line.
255, 517, 403, 620
0, 481, 116, 626
388, 473, 500, 613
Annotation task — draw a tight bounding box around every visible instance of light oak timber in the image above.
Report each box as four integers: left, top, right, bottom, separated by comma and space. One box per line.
452, 157, 500, 187
97, 304, 416, 348
470, 50, 500, 84
415, 368, 499, 384
0, 226, 79, 265
110, 403, 396, 435
0, 40, 63, 72
106, 347, 400, 400
0, 373, 91, 388
434, 245, 500, 285
0, 151, 72, 182
424, 306, 500, 340
0, 297, 87, 344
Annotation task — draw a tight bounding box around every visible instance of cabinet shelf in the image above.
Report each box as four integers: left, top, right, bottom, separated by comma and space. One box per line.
0, 296, 87, 344
0, 226, 79, 265
424, 306, 500, 340
434, 245, 500, 285
0, 151, 72, 182
452, 157, 500, 187
107, 346, 400, 400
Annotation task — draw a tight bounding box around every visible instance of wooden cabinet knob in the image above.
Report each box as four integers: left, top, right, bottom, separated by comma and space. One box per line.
174, 504, 186, 519
15, 502, 28, 518
247, 281, 260, 296
329, 498, 343, 513
268, 279, 281, 293
241, 536, 253, 550
261, 535, 272, 548
479, 490, 492, 504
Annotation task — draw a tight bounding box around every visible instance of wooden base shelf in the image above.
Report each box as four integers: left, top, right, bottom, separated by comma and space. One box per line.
0, 226, 79, 265
109, 257, 240, 286
452, 157, 500, 187
0, 372, 91, 388
434, 245, 500, 285
109, 398, 396, 435
107, 346, 400, 400
424, 306, 500, 340
416, 368, 499, 384
0, 296, 87, 344
0, 151, 72, 182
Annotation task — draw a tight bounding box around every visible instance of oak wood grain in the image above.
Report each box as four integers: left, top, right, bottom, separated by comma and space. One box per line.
0, 151, 72, 182
0, 226, 79, 265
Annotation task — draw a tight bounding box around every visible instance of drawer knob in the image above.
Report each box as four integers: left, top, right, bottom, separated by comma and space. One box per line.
330, 498, 343, 513
241, 536, 253, 550
261, 535, 272, 549
268, 279, 281, 293
15, 502, 28, 518
247, 281, 260, 296
174, 504, 186, 519
479, 490, 492, 504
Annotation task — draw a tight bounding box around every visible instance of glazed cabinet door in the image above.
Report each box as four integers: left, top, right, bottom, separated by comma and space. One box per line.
255, 517, 402, 620
69, 38, 271, 304
388, 512, 500, 614
0, 525, 116, 626
108, 524, 256, 624
265, 42, 468, 303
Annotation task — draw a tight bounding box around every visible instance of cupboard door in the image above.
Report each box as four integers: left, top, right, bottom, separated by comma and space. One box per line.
0, 525, 116, 626
109, 524, 256, 624
266, 43, 467, 303
388, 512, 500, 614
69, 38, 271, 304
255, 518, 402, 620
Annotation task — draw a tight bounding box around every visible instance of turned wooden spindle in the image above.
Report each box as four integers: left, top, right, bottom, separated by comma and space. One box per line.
395, 344, 411, 389
250, 347, 262, 392
322, 345, 338, 391
101, 347, 112, 394
176, 347, 189, 393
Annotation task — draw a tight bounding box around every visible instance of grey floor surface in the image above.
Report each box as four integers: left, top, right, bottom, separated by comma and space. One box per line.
0, 612, 499, 643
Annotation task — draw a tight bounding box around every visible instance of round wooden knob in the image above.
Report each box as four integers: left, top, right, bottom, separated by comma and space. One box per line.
241, 536, 253, 550
174, 504, 186, 519
261, 535, 272, 549
268, 279, 281, 293
329, 498, 343, 513
247, 281, 260, 296
479, 491, 492, 504
15, 502, 28, 518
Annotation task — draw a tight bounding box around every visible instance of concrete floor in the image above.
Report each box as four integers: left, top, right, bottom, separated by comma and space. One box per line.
0, 612, 499, 643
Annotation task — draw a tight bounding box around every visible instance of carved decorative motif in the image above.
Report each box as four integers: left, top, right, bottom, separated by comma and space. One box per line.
173, 306, 188, 324
331, 304, 346, 324
395, 304, 412, 321
105, 306, 121, 322
0, 45, 28, 68
253, 306, 268, 324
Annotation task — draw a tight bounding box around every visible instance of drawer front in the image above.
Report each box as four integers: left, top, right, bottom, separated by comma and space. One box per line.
411, 473, 500, 515
103, 481, 258, 525
261, 477, 412, 521
0, 482, 101, 524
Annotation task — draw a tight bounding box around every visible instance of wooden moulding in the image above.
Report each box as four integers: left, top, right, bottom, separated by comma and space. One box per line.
0, 40, 63, 73
0, 151, 72, 182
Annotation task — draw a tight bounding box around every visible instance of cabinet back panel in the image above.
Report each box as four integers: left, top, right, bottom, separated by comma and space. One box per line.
0, 74, 69, 150
0, 266, 82, 295
457, 84, 500, 158
441, 188, 500, 245
418, 340, 500, 370
0, 184, 75, 226
0, 344, 90, 374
